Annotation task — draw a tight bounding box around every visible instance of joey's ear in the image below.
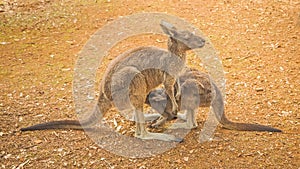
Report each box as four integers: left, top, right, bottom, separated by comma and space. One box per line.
160, 20, 177, 37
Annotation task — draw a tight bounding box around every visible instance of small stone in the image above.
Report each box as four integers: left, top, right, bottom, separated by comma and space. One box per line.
156, 39, 164, 43
0, 42, 9, 45
34, 140, 43, 144
62, 68, 71, 71
4, 154, 12, 159
255, 88, 264, 92
183, 157, 189, 162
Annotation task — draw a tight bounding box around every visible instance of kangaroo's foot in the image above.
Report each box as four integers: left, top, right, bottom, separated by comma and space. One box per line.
135, 131, 183, 142
176, 112, 187, 121
130, 112, 161, 122
169, 122, 197, 130
144, 113, 161, 122
135, 109, 182, 142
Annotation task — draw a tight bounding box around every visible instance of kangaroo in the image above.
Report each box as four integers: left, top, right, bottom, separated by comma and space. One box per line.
146, 68, 282, 132
20, 21, 206, 142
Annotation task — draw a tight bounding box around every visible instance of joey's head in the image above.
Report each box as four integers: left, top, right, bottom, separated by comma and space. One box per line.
181, 78, 213, 108
180, 79, 202, 110
146, 88, 167, 104
160, 20, 206, 51
146, 88, 168, 115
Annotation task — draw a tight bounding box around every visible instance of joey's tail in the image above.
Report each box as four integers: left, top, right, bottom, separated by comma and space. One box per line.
212, 83, 282, 132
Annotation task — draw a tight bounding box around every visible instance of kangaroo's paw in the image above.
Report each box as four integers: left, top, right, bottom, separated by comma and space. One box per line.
150, 116, 167, 128
171, 102, 178, 112
135, 132, 183, 142
175, 79, 181, 100
175, 92, 181, 100
169, 122, 197, 130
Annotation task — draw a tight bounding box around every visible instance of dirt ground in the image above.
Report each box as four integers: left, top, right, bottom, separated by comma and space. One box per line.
0, 0, 299, 168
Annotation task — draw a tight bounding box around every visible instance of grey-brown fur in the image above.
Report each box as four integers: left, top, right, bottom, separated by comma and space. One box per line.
147, 68, 282, 132
21, 21, 206, 142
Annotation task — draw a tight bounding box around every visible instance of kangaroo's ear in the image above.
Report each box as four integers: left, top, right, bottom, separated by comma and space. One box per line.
160, 20, 177, 37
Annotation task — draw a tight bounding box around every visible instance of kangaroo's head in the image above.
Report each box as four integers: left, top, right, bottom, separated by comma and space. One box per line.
160, 20, 206, 51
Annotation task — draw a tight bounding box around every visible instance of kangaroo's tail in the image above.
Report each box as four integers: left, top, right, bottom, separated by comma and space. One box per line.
20, 120, 83, 131
21, 102, 105, 131
219, 116, 282, 132
212, 83, 282, 132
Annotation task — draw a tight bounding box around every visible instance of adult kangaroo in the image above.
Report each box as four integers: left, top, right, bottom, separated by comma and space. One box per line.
21, 21, 206, 142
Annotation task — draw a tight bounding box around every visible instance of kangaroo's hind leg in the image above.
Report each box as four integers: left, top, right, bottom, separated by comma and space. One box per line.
130, 75, 182, 142
132, 95, 182, 142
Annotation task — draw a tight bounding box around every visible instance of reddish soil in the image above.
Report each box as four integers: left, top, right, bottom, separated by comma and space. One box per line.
0, 0, 299, 168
